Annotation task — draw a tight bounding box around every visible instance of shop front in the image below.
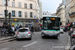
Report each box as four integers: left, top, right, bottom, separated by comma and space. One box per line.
0, 18, 39, 27
12, 22, 23, 27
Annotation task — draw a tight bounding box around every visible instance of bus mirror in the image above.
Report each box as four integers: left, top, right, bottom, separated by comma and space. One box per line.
60, 22, 62, 25
42, 28, 44, 29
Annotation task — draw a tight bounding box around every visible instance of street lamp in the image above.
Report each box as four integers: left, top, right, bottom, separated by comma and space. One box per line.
5, 0, 8, 25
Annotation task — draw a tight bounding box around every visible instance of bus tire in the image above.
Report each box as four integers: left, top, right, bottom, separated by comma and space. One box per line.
41, 33, 45, 38
42, 36, 44, 38
57, 35, 60, 39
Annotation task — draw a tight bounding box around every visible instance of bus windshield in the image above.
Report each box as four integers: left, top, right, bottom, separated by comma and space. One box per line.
43, 20, 60, 30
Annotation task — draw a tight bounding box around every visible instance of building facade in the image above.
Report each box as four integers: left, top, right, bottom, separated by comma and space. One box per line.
56, 0, 66, 26
43, 11, 56, 17
69, 0, 75, 23
39, 1, 43, 19
65, 0, 72, 23
0, 0, 39, 26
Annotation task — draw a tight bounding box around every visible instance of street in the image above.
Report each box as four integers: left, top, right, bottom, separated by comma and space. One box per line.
0, 32, 70, 50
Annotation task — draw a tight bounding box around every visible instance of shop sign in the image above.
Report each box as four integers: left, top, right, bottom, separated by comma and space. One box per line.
36, 19, 39, 22
29, 20, 31, 22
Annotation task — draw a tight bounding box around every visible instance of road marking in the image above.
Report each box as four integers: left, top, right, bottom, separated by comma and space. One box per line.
23, 41, 38, 47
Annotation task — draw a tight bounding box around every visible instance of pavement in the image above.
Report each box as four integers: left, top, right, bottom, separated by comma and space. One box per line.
0, 32, 71, 50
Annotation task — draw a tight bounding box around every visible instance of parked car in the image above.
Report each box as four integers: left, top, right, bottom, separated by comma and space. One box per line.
69, 31, 75, 46
16, 27, 32, 40
71, 31, 75, 38
60, 27, 64, 34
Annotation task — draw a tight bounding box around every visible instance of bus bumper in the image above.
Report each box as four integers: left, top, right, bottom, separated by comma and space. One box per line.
41, 32, 60, 37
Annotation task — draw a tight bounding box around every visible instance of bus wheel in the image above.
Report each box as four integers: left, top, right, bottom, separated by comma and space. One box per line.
57, 35, 60, 39
41, 33, 44, 38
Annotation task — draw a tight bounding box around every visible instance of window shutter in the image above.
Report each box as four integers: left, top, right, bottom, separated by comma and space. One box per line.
22, 11, 23, 17
29, 12, 30, 17
2, 0, 5, 6
32, 12, 34, 18
16, 11, 18, 17
8, 1, 10, 6
32, 4, 33, 9
3, 10, 4, 16
29, 4, 30, 9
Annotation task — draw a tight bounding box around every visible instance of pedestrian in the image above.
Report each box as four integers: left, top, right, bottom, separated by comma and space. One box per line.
40, 24, 42, 31
70, 26, 74, 33
19, 25, 22, 28
67, 26, 70, 32
65, 26, 67, 32
11, 25, 15, 31
2, 24, 6, 29
7, 23, 11, 36
16, 24, 19, 30
25, 24, 28, 27
68, 26, 74, 36
31, 25, 35, 35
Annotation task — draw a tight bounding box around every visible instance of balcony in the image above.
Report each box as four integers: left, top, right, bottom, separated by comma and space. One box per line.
69, 12, 75, 18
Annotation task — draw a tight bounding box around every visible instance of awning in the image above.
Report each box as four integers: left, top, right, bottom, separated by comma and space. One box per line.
67, 23, 71, 26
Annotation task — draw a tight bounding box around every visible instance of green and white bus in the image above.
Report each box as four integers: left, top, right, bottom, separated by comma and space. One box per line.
41, 16, 61, 39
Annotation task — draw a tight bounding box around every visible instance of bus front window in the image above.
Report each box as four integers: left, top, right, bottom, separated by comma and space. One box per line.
43, 20, 60, 30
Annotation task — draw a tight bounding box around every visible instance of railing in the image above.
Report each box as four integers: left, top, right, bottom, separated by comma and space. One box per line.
69, 12, 75, 17
0, 29, 8, 37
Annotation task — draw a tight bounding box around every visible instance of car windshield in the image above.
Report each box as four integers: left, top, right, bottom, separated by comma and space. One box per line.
19, 29, 28, 32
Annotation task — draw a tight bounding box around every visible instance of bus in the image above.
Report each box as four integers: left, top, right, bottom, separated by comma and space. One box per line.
41, 16, 61, 39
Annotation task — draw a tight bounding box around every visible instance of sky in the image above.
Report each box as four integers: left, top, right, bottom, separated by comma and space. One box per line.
40, 0, 62, 13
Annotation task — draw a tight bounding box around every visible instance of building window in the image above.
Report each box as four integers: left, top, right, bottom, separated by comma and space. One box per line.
30, 4, 32, 9
24, 3, 27, 8
3, 0, 9, 6
25, 12, 27, 17
12, 11, 15, 17
12, 1, 15, 7
18, 11, 21, 17
3, 0, 6, 5
18, 2, 21, 8
30, 12, 33, 17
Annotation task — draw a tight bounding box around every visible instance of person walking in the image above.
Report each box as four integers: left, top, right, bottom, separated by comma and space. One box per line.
25, 24, 28, 27
19, 25, 22, 28
7, 23, 11, 36
31, 25, 35, 35
16, 24, 19, 30
2, 24, 6, 29
11, 25, 15, 31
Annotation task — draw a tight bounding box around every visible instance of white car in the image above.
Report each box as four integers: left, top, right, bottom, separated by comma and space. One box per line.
60, 27, 64, 34
16, 27, 32, 40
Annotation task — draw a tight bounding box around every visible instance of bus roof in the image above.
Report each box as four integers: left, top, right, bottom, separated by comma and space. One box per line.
43, 16, 60, 18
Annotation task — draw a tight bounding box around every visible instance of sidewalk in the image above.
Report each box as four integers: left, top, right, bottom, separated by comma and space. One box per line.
0, 35, 16, 43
